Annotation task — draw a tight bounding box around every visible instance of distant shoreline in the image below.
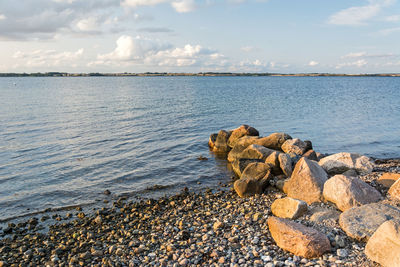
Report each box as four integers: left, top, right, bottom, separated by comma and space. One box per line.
1, 72, 400, 77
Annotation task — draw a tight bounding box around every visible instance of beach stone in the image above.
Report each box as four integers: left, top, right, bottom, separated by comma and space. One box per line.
267, 216, 331, 258
239, 144, 275, 161
283, 157, 328, 204
318, 152, 375, 174
213, 220, 224, 231
281, 138, 308, 155
310, 208, 340, 225
0, 261, 7, 267
227, 136, 260, 162
231, 158, 263, 177
303, 150, 318, 161
271, 197, 308, 219
278, 153, 293, 177
255, 132, 292, 151
265, 151, 282, 175
388, 178, 400, 200
227, 125, 259, 148
365, 220, 400, 267
339, 203, 400, 241
213, 130, 231, 153
208, 133, 217, 149
241, 162, 273, 185
378, 172, 400, 187
234, 177, 263, 198
323, 175, 382, 211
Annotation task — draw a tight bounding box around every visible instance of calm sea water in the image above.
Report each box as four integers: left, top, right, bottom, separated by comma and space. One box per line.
1, 76, 400, 221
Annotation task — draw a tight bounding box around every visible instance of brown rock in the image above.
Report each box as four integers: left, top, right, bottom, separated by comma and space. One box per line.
389, 178, 400, 201
231, 158, 263, 177
323, 175, 382, 211
239, 144, 275, 161
379, 172, 400, 188
265, 151, 282, 175
212, 130, 231, 153
213, 220, 224, 231
310, 208, 340, 225
227, 136, 260, 162
208, 133, 217, 149
365, 220, 400, 267
339, 203, 400, 241
318, 152, 375, 174
278, 153, 293, 177
271, 197, 308, 219
241, 162, 272, 180
283, 157, 328, 204
255, 132, 292, 150
281, 138, 308, 155
303, 150, 318, 161
234, 177, 263, 198
267, 216, 331, 258
227, 125, 259, 148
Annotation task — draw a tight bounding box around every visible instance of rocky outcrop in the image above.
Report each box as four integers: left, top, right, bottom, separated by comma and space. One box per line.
267, 217, 331, 258
339, 203, 400, 241
323, 175, 382, 211
283, 157, 328, 204
212, 130, 231, 153
239, 144, 275, 161
227, 136, 260, 162
241, 162, 272, 182
271, 197, 307, 219
234, 162, 273, 197
281, 138, 308, 155
227, 125, 259, 148
378, 172, 400, 187
388, 178, 400, 201
231, 158, 262, 177
318, 152, 375, 174
208, 133, 217, 150
255, 132, 292, 151
365, 220, 400, 267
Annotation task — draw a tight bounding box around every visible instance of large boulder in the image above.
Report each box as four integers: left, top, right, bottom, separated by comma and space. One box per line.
227, 125, 259, 148
388, 178, 400, 201
278, 153, 293, 177
234, 177, 263, 198
318, 152, 375, 174
267, 217, 331, 258
212, 130, 231, 153
255, 132, 292, 151
231, 158, 263, 177
378, 172, 400, 188
227, 136, 260, 162
323, 175, 382, 211
339, 203, 400, 241
265, 151, 282, 175
283, 157, 328, 204
303, 150, 318, 161
238, 144, 275, 162
365, 220, 400, 267
281, 138, 308, 155
271, 197, 308, 219
241, 162, 273, 189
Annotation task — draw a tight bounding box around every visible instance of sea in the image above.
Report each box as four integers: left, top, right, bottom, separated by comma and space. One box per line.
1, 76, 400, 221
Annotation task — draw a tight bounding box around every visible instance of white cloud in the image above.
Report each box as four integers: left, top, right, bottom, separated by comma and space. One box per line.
328, 0, 395, 26
379, 27, 400, 35
12, 48, 84, 68
385, 14, 400, 21
75, 17, 100, 32
122, 0, 197, 13
342, 52, 367, 58
308, 61, 319, 66
336, 59, 368, 69
342, 51, 397, 59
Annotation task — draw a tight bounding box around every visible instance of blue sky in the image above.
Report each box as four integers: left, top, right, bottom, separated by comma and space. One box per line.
0, 0, 399, 73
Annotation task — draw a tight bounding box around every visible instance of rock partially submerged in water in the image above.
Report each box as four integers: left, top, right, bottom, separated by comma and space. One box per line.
227, 124, 259, 148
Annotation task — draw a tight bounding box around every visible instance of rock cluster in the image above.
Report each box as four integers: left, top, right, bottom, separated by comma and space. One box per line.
209, 124, 400, 265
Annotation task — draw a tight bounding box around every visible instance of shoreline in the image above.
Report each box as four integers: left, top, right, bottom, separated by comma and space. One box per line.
1, 158, 398, 266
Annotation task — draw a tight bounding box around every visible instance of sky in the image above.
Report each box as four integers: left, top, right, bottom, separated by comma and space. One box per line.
0, 0, 400, 73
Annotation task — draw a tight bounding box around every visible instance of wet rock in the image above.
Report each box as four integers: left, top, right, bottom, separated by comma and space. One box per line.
208, 133, 218, 149
231, 158, 263, 177
377, 172, 400, 188
323, 174, 382, 211
255, 132, 292, 151
278, 153, 293, 177
281, 138, 308, 155
388, 178, 400, 201
318, 152, 375, 174
271, 197, 308, 219
267, 216, 331, 258
213, 130, 231, 153
339, 203, 400, 241
227, 125, 259, 148
365, 220, 400, 267
283, 157, 328, 204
